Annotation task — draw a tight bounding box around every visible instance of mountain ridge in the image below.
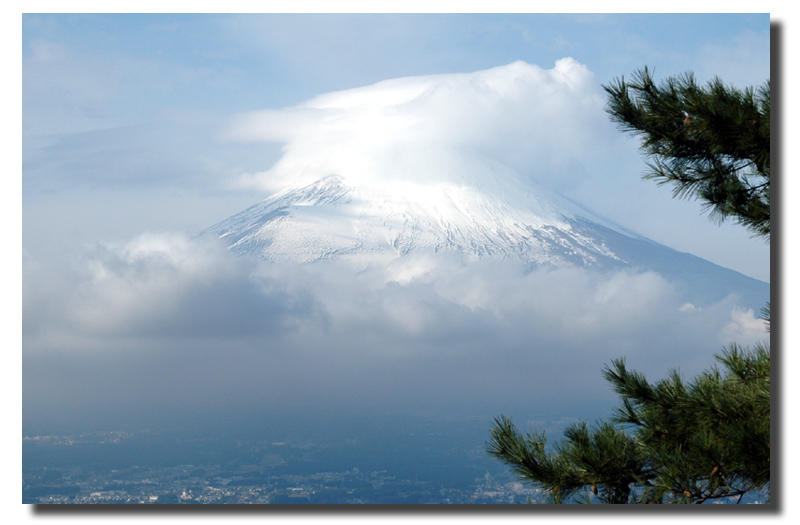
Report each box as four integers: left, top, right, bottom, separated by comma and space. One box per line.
203, 169, 767, 313
206, 171, 635, 267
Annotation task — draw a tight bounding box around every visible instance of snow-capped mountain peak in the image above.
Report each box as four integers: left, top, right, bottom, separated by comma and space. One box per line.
205, 155, 633, 269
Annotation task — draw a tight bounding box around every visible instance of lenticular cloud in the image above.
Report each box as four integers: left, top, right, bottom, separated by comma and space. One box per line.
227, 58, 612, 193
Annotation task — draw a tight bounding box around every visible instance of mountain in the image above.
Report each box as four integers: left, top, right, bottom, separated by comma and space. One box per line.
203, 159, 768, 312
206, 169, 632, 268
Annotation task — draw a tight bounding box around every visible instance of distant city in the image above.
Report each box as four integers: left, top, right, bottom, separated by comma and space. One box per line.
23, 427, 542, 504
23, 418, 769, 505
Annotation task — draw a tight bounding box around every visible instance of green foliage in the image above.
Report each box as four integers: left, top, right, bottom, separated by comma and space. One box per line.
487, 345, 770, 504
487, 416, 648, 503
609, 344, 770, 503
604, 67, 770, 239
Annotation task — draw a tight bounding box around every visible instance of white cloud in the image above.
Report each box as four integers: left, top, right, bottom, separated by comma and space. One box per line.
719, 308, 768, 346
23, 233, 768, 424
22, 233, 325, 348
225, 59, 618, 196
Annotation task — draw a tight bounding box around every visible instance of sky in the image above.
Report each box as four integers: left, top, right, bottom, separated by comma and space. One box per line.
22, 13, 771, 281
21, 10, 772, 418
17, 10, 779, 517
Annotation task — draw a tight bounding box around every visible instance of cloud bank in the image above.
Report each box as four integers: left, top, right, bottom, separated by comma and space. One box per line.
23, 232, 768, 433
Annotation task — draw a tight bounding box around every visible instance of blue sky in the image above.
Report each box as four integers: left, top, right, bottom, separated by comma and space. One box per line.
22, 12, 771, 281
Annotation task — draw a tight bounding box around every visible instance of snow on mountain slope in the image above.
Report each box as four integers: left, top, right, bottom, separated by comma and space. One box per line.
203, 160, 767, 312
206, 159, 632, 269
